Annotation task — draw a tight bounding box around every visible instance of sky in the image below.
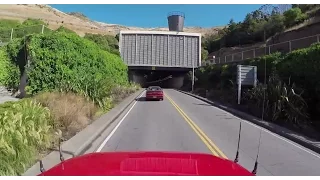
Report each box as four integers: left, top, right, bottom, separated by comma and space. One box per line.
50, 4, 263, 28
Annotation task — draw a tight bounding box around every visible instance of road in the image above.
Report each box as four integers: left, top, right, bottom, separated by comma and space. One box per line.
96, 89, 320, 176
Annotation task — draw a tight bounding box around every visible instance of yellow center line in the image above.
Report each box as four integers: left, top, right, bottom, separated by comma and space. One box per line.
165, 93, 228, 159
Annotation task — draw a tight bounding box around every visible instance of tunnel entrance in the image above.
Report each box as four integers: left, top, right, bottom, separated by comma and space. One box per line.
128, 69, 188, 89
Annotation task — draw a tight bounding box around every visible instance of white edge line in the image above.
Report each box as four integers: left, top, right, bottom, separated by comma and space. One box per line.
213, 103, 320, 158
243, 120, 320, 159
185, 92, 320, 159
95, 91, 145, 152
188, 93, 320, 158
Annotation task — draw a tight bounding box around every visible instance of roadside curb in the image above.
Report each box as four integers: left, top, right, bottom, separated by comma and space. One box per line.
176, 89, 320, 155
23, 89, 144, 176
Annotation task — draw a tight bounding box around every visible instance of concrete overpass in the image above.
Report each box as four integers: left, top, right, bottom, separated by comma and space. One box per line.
119, 12, 202, 89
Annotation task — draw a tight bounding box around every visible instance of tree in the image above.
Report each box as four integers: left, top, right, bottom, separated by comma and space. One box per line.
201, 47, 208, 61
283, 7, 307, 27
277, 4, 292, 14
259, 4, 277, 18
115, 33, 119, 41
227, 19, 237, 32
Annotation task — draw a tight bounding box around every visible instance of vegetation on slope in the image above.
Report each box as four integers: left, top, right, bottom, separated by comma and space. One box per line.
195, 5, 320, 136
84, 33, 120, 55
67, 12, 89, 20
0, 18, 49, 42
192, 42, 320, 139
0, 18, 140, 175
202, 4, 320, 54
54, 25, 77, 34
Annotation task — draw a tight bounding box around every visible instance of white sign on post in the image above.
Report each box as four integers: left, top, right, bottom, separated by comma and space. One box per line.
237, 65, 257, 104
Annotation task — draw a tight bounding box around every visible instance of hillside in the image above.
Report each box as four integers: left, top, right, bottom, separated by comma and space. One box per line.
204, 4, 320, 63
0, 4, 223, 37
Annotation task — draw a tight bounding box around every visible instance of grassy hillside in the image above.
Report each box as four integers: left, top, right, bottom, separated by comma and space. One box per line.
0, 4, 223, 37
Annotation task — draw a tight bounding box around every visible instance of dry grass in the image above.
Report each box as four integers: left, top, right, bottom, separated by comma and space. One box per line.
34, 91, 98, 140
110, 84, 140, 105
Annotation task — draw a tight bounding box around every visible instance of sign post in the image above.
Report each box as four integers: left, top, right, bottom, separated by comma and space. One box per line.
236, 65, 257, 105
237, 67, 242, 105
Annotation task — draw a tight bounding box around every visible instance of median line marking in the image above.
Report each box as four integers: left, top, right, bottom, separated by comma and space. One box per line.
165, 93, 228, 159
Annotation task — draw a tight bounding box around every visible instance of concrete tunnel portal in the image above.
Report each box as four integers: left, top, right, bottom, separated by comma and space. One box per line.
128, 67, 189, 89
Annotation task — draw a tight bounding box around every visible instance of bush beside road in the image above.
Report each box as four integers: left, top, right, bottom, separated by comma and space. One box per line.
191, 42, 320, 141
0, 20, 140, 175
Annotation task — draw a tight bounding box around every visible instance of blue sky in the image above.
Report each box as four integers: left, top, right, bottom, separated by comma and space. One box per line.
50, 4, 263, 28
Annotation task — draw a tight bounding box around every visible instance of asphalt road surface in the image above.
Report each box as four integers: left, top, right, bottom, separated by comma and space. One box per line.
97, 89, 320, 176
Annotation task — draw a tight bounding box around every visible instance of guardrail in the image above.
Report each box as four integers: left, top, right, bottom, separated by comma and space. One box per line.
204, 33, 320, 66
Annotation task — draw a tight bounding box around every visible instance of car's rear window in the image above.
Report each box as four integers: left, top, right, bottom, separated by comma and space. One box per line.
148, 86, 161, 91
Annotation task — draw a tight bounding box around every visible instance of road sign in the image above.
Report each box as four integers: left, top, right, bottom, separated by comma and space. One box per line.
152, 66, 155, 70
237, 65, 257, 104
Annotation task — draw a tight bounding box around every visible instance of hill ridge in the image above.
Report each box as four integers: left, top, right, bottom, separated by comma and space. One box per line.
0, 4, 223, 37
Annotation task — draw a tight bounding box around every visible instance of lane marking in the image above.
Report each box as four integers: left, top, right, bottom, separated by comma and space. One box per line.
168, 96, 219, 157
96, 91, 145, 152
165, 93, 228, 159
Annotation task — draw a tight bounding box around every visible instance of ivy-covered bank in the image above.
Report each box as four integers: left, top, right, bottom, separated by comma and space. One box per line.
191, 43, 320, 139
0, 26, 140, 175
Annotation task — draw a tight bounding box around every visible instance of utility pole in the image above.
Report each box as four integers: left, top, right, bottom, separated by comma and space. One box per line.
192, 57, 195, 92
264, 30, 267, 55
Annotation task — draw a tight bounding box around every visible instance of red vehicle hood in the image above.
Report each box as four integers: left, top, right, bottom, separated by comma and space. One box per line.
38, 151, 254, 176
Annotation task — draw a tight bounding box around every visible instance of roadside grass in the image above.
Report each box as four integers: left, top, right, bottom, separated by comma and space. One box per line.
110, 83, 141, 105
0, 83, 141, 176
0, 99, 55, 176
34, 91, 98, 140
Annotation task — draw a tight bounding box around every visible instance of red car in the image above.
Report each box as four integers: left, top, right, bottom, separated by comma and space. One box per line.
146, 86, 164, 101
38, 151, 255, 176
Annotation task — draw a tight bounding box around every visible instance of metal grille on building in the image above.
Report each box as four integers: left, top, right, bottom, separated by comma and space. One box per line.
119, 31, 201, 68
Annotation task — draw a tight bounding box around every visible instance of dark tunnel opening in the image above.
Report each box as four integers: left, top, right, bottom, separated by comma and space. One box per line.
128, 69, 191, 89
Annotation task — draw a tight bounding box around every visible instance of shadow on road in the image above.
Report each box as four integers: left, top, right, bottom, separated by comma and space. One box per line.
135, 97, 147, 101
135, 97, 162, 102
193, 103, 212, 106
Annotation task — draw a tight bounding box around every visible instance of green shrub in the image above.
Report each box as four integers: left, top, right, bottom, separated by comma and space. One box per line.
277, 43, 320, 122
5, 32, 128, 109
243, 52, 283, 83
277, 43, 320, 93
0, 19, 21, 42
55, 26, 76, 34
84, 33, 119, 55
20, 18, 47, 27
195, 43, 320, 129
283, 8, 308, 27
0, 18, 48, 42
0, 46, 20, 88
0, 99, 54, 176
0, 47, 9, 85
244, 73, 309, 126
0, 19, 21, 29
